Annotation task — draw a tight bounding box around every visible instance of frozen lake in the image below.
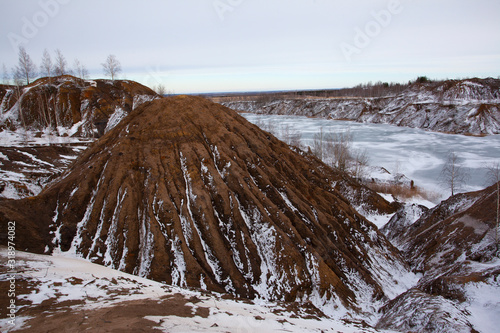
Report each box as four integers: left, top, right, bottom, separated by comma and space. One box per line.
241, 113, 500, 199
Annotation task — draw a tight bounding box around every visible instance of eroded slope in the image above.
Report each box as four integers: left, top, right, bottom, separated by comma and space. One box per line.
0, 96, 413, 319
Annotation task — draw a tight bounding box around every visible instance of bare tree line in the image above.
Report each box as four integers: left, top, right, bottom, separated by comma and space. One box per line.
255, 120, 369, 179
0, 47, 124, 146
2, 46, 122, 86
212, 76, 441, 103
311, 128, 368, 179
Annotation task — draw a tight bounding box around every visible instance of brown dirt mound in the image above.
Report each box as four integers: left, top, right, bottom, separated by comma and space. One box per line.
384, 183, 499, 274
0, 75, 158, 137
0, 96, 405, 311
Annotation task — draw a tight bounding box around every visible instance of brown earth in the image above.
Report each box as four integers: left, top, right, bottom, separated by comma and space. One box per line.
0, 76, 159, 137
0, 95, 405, 312
383, 183, 499, 274
0, 144, 87, 198
378, 183, 500, 332
5, 295, 208, 333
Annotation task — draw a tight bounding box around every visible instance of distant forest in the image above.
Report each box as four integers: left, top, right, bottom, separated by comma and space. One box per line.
210, 76, 438, 102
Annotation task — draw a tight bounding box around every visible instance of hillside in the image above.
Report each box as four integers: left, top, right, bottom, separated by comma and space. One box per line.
0, 75, 159, 138
379, 183, 500, 332
0, 144, 85, 199
0, 95, 414, 322
0, 248, 392, 333
221, 78, 500, 135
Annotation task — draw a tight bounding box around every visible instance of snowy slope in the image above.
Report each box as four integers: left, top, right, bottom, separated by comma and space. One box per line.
222, 78, 500, 135
0, 248, 393, 333
0, 139, 91, 199
378, 183, 500, 332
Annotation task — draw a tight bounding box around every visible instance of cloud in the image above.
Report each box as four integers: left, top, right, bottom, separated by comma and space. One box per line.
1, 0, 499, 93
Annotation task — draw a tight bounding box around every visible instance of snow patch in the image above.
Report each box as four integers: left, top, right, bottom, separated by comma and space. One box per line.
105, 106, 127, 133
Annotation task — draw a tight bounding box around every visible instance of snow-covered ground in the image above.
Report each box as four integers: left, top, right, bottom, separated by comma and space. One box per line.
0, 129, 94, 147
241, 113, 500, 200
0, 248, 394, 333
0, 129, 92, 199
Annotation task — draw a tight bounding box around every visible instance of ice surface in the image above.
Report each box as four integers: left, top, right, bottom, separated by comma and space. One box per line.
242, 113, 500, 200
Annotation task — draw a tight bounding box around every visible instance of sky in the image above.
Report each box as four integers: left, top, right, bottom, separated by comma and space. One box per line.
1, 0, 500, 94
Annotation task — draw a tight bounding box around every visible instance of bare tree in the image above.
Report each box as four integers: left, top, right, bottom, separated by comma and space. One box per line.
12, 79, 30, 144
255, 118, 276, 135
439, 151, 470, 196
54, 49, 69, 76
2, 63, 9, 84
313, 128, 352, 172
312, 127, 325, 160
279, 124, 302, 148
11, 67, 23, 86
14, 46, 37, 85
487, 162, 500, 254
330, 131, 353, 173
40, 49, 53, 78
102, 54, 121, 80
73, 59, 89, 80
155, 83, 166, 95
311, 127, 370, 178
352, 149, 369, 179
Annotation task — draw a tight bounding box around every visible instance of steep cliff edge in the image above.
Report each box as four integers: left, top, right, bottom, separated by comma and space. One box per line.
222, 78, 500, 135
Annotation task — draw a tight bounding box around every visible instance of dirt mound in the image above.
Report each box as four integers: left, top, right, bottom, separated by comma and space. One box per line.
0, 75, 159, 137
0, 96, 410, 315
384, 183, 499, 273
378, 183, 500, 332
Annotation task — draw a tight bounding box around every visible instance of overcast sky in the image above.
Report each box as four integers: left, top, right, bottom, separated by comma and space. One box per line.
1, 0, 499, 93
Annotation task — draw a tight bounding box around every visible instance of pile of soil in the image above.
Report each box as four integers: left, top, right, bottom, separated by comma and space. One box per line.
0, 75, 159, 137
0, 96, 405, 312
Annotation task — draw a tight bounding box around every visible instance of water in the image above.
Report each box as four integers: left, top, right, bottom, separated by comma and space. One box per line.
241, 113, 500, 198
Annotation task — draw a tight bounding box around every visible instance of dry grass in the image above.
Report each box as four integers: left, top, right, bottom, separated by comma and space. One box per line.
366, 182, 440, 203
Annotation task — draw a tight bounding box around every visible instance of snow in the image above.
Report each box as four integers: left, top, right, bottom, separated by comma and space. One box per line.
278, 190, 313, 226
87, 80, 97, 87
0, 182, 24, 199
465, 277, 500, 333
0, 248, 390, 333
105, 106, 128, 133
136, 205, 155, 277
16, 150, 54, 167
378, 288, 473, 332
236, 198, 280, 300
104, 187, 127, 267
146, 299, 366, 333
403, 195, 437, 209
171, 235, 187, 288
364, 212, 393, 229
0, 249, 167, 311
133, 94, 159, 110
0, 128, 94, 147
58, 120, 85, 137
180, 153, 225, 287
